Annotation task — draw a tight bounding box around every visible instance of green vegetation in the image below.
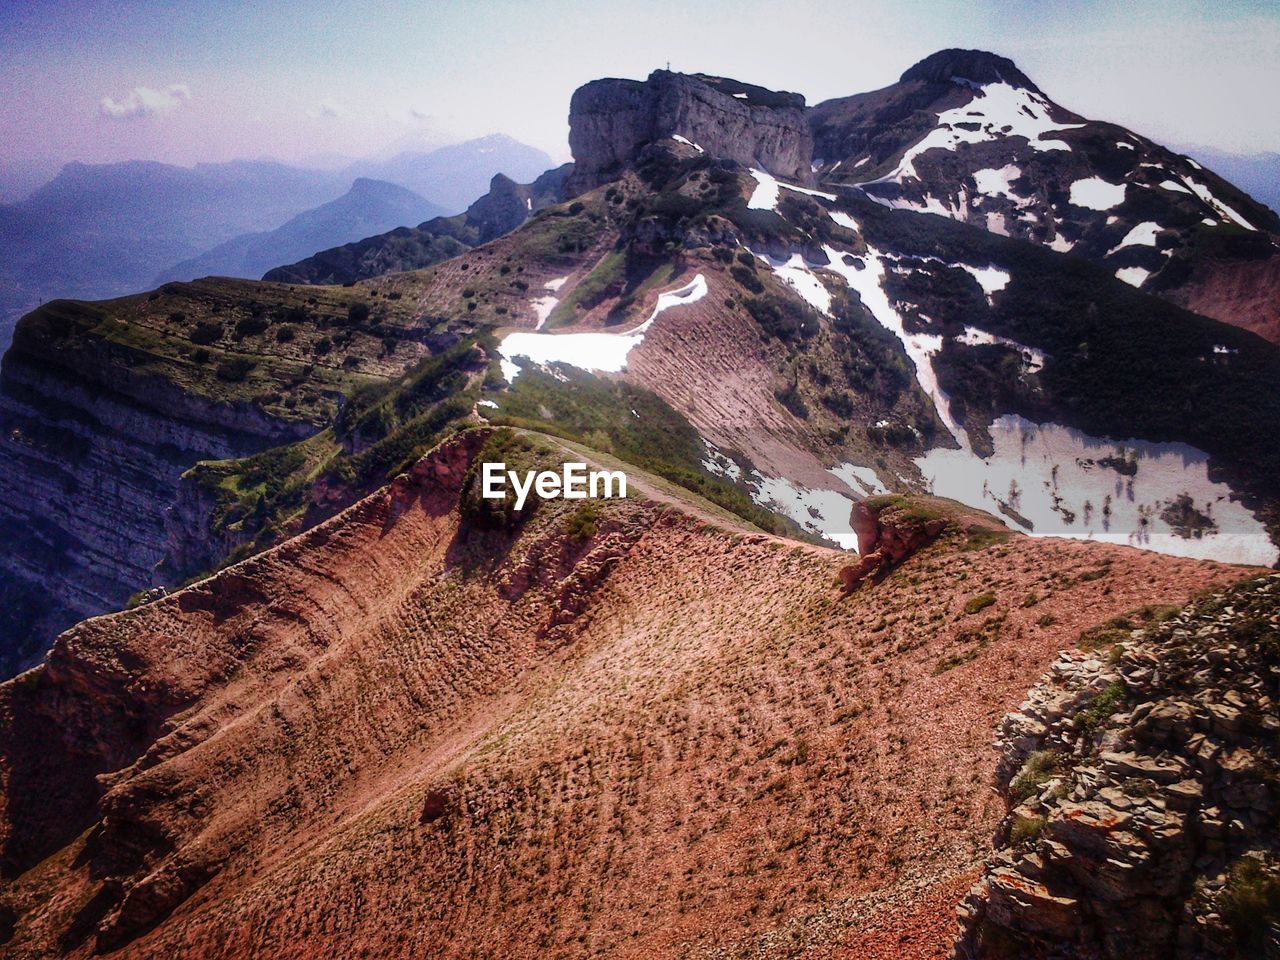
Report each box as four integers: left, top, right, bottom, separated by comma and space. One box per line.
1217, 857, 1280, 956
1009, 813, 1047, 846
1009, 750, 1064, 803
487, 366, 800, 537
1077, 680, 1128, 738
963, 592, 997, 615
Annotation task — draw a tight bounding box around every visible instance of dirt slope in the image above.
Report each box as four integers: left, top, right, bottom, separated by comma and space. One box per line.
0, 430, 1257, 959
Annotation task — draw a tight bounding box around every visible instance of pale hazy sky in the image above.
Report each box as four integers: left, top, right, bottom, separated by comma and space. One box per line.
2, 0, 1278, 177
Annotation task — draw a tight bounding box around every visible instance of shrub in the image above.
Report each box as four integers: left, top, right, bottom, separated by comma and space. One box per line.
964, 592, 997, 615
347, 302, 370, 324
190, 321, 223, 345
215, 358, 256, 382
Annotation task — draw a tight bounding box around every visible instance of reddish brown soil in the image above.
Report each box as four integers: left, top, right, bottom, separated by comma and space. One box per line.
1168, 252, 1280, 344
0, 431, 1258, 959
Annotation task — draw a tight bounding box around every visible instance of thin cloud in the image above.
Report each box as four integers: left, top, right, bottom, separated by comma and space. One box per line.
100, 83, 192, 119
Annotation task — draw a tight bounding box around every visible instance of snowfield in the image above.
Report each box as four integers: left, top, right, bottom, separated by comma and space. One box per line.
747, 472, 860, 551
499, 274, 708, 381
1106, 221, 1161, 256
916, 415, 1278, 566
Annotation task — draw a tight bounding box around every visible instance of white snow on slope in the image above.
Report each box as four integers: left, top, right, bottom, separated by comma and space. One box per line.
499, 274, 707, 381
1106, 221, 1161, 256
1069, 177, 1127, 211
972, 164, 1023, 200
544, 276, 568, 292
1115, 266, 1150, 288
916, 415, 1277, 565
672, 134, 704, 153
829, 463, 888, 497
701, 440, 742, 481
959, 264, 1011, 301
829, 211, 860, 232
747, 168, 837, 210
748, 473, 860, 550
956, 326, 1046, 373
1048, 235, 1075, 253
867, 82, 1081, 185
1159, 179, 1192, 195
1182, 178, 1256, 231
820, 244, 969, 450
754, 251, 832, 314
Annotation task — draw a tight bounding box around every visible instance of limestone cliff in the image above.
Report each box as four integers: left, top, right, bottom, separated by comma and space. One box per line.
566, 70, 813, 194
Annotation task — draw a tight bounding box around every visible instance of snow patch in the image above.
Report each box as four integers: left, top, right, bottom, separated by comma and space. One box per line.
1048, 235, 1075, 253
971, 164, 1023, 200
916, 415, 1277, 565
829, 463, 888, 497
672, 134, 704, 153
1069, 177, 1127, 211
1115, 266, 1150, 288
868, 82, 1082, 184
820, 244, 968, 450
956, 326, 1046, 373
748, 472, 859, 550
747, 168, 836, 211
499, 275, 707, 381
544, 276, 568, 292
1106, 221, 1161, 256
478, 399, 499, 409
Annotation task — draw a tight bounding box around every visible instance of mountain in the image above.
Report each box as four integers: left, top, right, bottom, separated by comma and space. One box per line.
263, 165, 572, 284
1180, 147, 1280, 217
0, 137, 558, 352
155, 178, 446, 284
0, 428, 1255, 958
347, 133, 555, 213
0, 160, 347, 348
2, 57, 1278, 679
1, 54, 1280, 954
809, 48, 1280, 342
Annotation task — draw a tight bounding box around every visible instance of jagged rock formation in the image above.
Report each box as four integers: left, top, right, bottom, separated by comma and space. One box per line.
839, 495, 953, 590
0, 278, 450, 676
954, 574, 1280, 959
565, 70, 812, 194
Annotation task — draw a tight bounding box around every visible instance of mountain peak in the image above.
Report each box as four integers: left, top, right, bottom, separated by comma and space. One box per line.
899, 48, 1038, 92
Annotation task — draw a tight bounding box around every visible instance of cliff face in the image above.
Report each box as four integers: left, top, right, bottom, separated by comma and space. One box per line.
0, 328, 317, 674
566, 70, 813, 194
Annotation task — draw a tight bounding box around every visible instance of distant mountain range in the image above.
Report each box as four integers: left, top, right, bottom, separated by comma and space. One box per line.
0, 135, 553, 349
155, 178, 446, 285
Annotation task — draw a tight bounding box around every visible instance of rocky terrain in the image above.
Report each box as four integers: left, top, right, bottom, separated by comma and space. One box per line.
955, 573, 1280, 959
0, 428, 1257, 959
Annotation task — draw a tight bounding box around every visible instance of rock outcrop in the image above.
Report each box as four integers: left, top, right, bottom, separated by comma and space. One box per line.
839, 495, 949, 591
954, 574, 1280, 959
566, 70, 813, 194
